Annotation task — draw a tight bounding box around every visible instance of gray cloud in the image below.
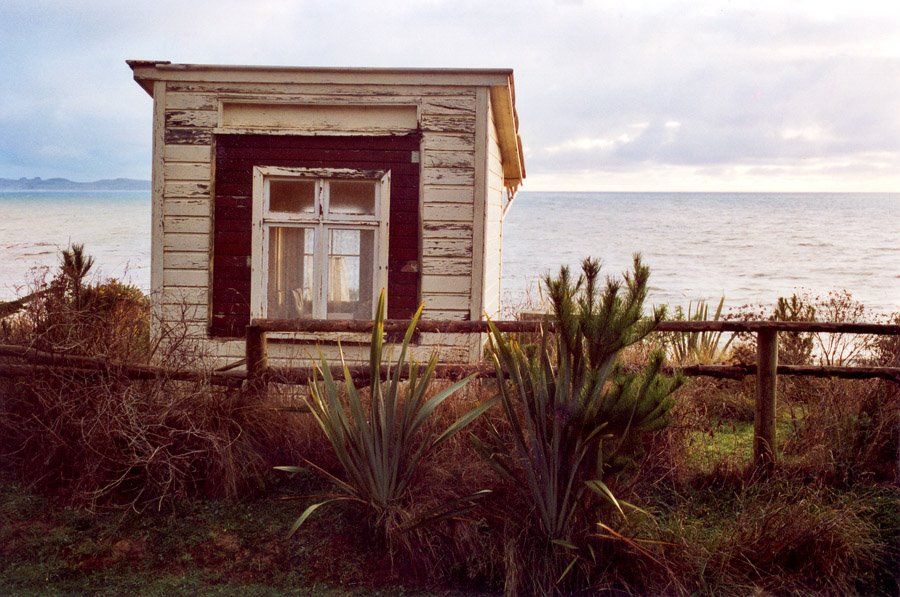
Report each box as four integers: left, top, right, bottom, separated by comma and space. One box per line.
0, 0, 898, 189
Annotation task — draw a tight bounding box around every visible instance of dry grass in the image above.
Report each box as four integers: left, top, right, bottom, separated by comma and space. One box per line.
0, 261, 309, 511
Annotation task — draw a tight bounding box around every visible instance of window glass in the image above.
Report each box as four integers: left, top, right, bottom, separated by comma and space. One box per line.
267, 227, 314, 318
327, 228, 375, 319
270, 180, 316, 214
329, 181, 376, 215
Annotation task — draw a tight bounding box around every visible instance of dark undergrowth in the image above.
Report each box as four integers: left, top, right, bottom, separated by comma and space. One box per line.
1, 253, 897, 595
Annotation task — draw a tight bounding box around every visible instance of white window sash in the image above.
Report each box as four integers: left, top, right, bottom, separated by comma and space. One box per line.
250, 166, 390, 322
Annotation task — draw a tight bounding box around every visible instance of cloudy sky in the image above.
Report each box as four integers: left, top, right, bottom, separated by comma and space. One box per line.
1, 0, 898, 192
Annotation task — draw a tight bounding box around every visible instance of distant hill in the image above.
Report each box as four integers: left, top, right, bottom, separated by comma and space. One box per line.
0, 177, 151, 191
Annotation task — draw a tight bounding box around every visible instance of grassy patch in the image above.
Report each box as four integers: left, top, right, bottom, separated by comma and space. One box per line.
0, 475, 482, 596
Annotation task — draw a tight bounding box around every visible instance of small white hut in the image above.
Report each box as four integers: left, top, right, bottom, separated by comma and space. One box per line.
129, 60, 525, 364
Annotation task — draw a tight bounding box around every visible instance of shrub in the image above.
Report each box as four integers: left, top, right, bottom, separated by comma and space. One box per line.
481, 256, 682, 594
0, 246, 307, 510
277, 291, 495, 553
666, 297, 734, 366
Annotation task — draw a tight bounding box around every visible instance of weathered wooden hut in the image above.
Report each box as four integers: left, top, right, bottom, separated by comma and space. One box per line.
128, 60, 525, 364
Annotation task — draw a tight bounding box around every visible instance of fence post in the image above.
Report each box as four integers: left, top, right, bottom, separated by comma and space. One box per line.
754, 328, 778, 474
245, 324, 268, 399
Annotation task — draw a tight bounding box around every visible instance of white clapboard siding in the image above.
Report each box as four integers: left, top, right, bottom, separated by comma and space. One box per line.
163, 163, 211, 181
422, 275, 472, 295
422, 294, 470, 311
417, 333, 477, 348
423, 238, 473, 260
165, 92, 218, 111
164, 181, 210, 198
164, 251, 209, 270
424, 150, 475, 170
164, 145, 212, 163
422, 185, 475, 203
423, 133, 475, 153
422, 222, 472, 239
166, 81, 479, 98
160, 286, 208, 306
162, 233, 209, 253
423, 203, 474, 222
160, 302, 208, 323
163, 269, 208, 287
165, 109, 218, 128
164, 198, 210, 217
422, 257, 471, 276
163, 216, 210, 234
421, 113, 477, 135
422, 167, 475, 186
144, 71, 524, 364
421, 96, 477, 115
481, 101, 506, 319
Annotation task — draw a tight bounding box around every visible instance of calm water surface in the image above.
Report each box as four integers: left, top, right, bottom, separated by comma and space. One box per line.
1, 191, 897, 315
504, 192, 898, 314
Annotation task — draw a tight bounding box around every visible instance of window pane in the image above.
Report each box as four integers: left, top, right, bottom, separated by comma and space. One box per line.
270, 180, 316, 214
267, 227, 314, 318
327, 228, 374, 319
329, 181, 376, 216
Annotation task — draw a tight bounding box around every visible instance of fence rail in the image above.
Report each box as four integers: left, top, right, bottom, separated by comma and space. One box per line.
2, 318, 898, 475
246, 318, 899, 474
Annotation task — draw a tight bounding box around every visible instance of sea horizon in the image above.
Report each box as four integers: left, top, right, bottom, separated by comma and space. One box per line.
2, 189, 898, 316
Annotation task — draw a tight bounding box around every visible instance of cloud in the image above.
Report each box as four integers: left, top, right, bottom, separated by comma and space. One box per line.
0, 0, 898, 190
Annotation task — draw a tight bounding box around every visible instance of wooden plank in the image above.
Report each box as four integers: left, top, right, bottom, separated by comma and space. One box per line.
164, 251, 209, 269
423, 222, 472, 239
422, 275, 472, 295
471, 88, 489, 321
164, 144, 212, 163
163, 215, 210, 234
423, 185, 475, 203
422, 294, 470, 311
423, 133, 475, 152
419, 310, 470, 321
220, 102, 418, 134
418, 333, 477, 347
164, 181, 210, 198
163, 269, 209, 287
165, 92, 217, 110
423, 203, 474, 222
151, 81, 167, 332
422, 257, 471, 276
160, 287, 208, 305
165, 127, 213, 145
160, 302, 208, 322
165, 109, 218, 128
423, 150, 475, 169
421, 96, 477, 115
422, 168, 474, 186
164, 198, 210, 217
421, 113, 476, 135
158, 74, 496, 92
163, 233, 210, 253
164, 162, 211, 181
423, 238, 472, 259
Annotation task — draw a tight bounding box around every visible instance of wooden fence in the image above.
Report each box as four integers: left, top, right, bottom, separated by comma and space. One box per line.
246, 318, 900, 473
2, 318, 898, 474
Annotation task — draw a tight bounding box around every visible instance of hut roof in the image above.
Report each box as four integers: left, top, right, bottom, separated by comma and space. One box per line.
127, 60, 525, 188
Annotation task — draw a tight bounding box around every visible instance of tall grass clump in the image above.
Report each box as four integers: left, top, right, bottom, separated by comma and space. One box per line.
481, 255, 682, 594
278, 290, 495, 553
666, 297, 734, 366
0, 246, 306, 510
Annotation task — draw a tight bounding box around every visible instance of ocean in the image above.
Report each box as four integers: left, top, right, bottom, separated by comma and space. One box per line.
1, 191, 897, 315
